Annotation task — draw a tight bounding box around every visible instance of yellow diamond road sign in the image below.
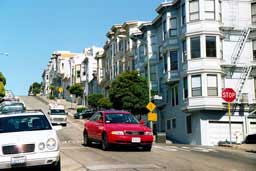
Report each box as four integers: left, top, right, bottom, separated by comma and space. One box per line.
146, 102, 156, 112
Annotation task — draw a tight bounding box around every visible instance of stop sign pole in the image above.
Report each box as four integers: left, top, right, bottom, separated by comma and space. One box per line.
222, 88, 236, 145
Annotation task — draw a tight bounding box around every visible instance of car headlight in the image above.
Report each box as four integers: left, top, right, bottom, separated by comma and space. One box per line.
38, 142, 45, 151
111, 131, 124, 135
46, 138, 57, 150
144, 131, 153, 135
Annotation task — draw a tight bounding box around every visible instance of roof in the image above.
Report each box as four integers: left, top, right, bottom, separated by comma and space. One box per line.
155, 0, 180, 14
0, 111, 45, 118
99, 110, 131, 114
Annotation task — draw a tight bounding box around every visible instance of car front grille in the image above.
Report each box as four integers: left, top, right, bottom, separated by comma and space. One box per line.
2, 144, 35, 155
125, 131, 144, 135
53, 118, 64, 122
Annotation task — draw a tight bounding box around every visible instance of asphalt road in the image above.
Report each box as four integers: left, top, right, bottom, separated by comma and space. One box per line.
19, 96, 256, 171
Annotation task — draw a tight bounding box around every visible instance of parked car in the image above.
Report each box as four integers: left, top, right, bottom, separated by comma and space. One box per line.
83, 110, 153, 151
244, 133, 256, 144
0, 102, 26, 114
74, 109, 94, 119
48, 104, 68, 126
0, 110, 60, 170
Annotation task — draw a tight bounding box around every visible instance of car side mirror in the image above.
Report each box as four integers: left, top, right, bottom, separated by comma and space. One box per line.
96, 119, 103, 123
139, 120, 145, 125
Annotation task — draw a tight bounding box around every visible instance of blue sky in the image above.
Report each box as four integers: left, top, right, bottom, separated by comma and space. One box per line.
0, 0, 163, 95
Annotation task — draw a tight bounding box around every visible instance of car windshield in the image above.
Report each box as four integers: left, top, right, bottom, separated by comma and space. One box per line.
0, 115, 52, 133
50, 109, 66, 115
105, 113, 139, 124
0, 105, 25, 114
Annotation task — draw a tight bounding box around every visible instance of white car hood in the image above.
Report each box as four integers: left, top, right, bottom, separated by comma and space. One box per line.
0, 130, 58, 146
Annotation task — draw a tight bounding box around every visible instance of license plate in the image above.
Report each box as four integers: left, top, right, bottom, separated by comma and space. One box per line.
132, 137, 141, 143
11, 156, 26, 166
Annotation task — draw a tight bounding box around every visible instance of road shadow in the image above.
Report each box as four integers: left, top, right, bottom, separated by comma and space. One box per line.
81, 142, 151, 152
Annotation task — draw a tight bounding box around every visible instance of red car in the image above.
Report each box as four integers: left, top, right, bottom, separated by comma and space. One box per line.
83, 110, 153, 151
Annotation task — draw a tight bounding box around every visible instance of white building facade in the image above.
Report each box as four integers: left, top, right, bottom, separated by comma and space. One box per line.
133, 0, 256, 145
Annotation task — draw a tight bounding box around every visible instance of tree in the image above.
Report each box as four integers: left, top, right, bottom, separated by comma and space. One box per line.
0, 82, 5, 97
98, 97, 112, 109
29, 82, 42, 95
109, 71, 148, 114
68, 83, 84, 97
88, 94, 104, 108
0, 72, 6, 85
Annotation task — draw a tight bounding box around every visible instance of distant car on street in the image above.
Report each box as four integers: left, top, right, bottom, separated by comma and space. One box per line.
0, 110, 60, 170
83, 110, 153, 151
0, 102, 26, 114
48, 104, 68, 126
74, 109, 94, 119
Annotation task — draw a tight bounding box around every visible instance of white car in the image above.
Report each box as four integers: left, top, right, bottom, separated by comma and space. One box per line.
48, 104, 68, 127
0, 111, 60, 170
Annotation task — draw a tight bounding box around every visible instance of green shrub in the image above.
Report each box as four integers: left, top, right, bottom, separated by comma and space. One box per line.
49, 95, 55, 100
77, 106, 87, 113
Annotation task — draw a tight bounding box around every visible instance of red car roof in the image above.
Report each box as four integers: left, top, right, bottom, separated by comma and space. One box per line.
99, 110, 131, 114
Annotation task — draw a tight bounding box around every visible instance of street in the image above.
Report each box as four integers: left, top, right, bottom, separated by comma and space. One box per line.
20, 96, 256, 171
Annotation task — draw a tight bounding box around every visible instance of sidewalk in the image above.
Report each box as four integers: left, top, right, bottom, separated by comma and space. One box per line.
218, 143, 256, 153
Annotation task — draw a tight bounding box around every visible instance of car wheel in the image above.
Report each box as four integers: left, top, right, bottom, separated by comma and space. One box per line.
83, 131, 91, 146
62, 123, 67, 127
102, 133, 110, 151
143, 145, 152, 151
51, 159, 61, 171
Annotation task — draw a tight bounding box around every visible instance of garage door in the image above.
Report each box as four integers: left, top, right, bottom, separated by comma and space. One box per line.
249, 122, 256, 134
208, 121, 244, 146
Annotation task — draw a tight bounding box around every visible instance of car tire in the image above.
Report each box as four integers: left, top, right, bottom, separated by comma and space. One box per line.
62, 123, 67, 127
51, 159, 61, 171
83, 130, 91, 146
143, 145, 152, 151
102, 133, 110, 151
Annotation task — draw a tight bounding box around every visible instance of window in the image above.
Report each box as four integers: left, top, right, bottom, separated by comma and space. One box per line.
182, 4, 186, 25
83, 71, 86, 76
163, 20, 167, 40
171, 85, 179, 106
252, 3, 256, 24
254, 78, 256, 98
172, 118, 176, 129
191, 75, 202, 96
169, 18, 177, 37
77, 71, 80, 78
186, 115, 192, 134
205, 0, 215, 20
183, 77, 188, 99
62, 63, 64, 69
166, 120, 171, 130
207, 75, 218, 96
163, 53, 167, 73
253, 40, 256, 61
182, 40, 187, 62
206, 36, 216, 57
191, 37, 201, 58
46, 75, 48, 80
189, 0, 199, 21
170, 51, 178, 70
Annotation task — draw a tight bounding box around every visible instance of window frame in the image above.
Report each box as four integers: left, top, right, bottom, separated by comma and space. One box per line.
190, 36, 201, 59
206, 36, 217, 57
207, 74, 218, 96
170, 51, 178, 71
169, 17, 177, 37
189, 0, 199, 21
252, 3, 256, 24
186, 115, 192, 134
204, 0, 215, 20
191, 75, 202, 97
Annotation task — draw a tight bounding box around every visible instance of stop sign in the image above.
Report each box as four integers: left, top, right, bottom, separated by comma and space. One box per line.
222, 88, 236, 102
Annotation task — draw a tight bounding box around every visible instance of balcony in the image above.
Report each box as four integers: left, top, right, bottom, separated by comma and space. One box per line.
182, 96, 225, 112
163, 70, 180, 84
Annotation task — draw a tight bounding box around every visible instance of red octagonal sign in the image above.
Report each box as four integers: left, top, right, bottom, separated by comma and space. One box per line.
222, 88, 236, 102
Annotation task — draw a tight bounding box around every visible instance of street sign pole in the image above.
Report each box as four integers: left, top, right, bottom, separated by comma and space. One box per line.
228, 102, 232, 145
